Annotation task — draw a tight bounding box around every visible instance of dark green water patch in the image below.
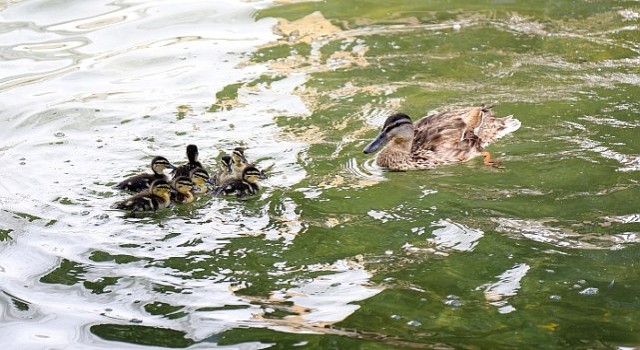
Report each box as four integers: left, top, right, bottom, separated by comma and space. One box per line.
144, 302, 188, 320
40, 259, 86, 286
91, 324, 194, 348
89, 250, 148, 264
84, 277, 120, 295
0, 228, 13, 241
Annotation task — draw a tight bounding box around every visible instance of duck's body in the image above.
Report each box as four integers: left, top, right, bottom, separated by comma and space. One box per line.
171, 176, 196, 204
363, 105, 521, 171
112, 179, 172, 212
230, 147, 249, 180
214, 155, 234, 185
173, 144, 203, 179
114, 156, 176, 192
214, 166, 262, 198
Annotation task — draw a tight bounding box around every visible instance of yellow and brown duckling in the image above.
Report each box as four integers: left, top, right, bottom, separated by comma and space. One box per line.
213, 165, 263, 198
173, 144, 203, 179
112, 179, 172, 212
214, 155, 234, 185
227, 147, 268, 180
189, 167, 215, 194
363, 105, 521, 171
114, 156, 176, 192
171, 176, 196, 204
230, 147, 249, 179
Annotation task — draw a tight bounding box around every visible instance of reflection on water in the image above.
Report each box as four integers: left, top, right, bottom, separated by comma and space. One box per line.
0, 0, 327, 348
480, 263, 530, 314
428, 219, 483, 252
2, 0, 640, 348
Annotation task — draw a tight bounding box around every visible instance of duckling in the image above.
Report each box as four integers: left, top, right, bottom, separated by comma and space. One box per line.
173, 144, 203, 178
114, 156, 176, 192
214, 155, 234, 185
230, 147, 249, 179
363, 105, 521, 171
213, 165, 263, 198
189, 167, 215, 194
112, 179, 172, 212
171, 176, 196, 204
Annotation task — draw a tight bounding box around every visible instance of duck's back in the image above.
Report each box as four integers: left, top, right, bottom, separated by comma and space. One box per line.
214, 180, 258, 198
114, 173, 165, 192
411, 107, 520, 163
412, 108, 474, 153
114, 192, 162, 211
173, 162, 202, 179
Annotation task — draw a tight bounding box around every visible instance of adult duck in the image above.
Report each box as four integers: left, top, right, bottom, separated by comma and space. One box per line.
363, 105, 520, 171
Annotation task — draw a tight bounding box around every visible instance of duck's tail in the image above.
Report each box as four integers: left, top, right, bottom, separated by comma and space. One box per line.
479, 115, 521, 147
495, 115, 521, 139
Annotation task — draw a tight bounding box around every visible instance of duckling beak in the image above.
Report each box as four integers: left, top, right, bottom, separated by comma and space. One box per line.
259, 170, 268, 180
363, 132, 387, 154
191, 185, 202, 193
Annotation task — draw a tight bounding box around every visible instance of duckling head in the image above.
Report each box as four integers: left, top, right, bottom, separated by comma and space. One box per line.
219, 155, 232, 173
242, 166, 263, 184
151, 156, 177, 174
190, 167, 215, 187
150, 179, 172, 198
231, 147, 248, 165
363, 113, 414, 154
186, 144, 199, 163
172, 176, 195, 194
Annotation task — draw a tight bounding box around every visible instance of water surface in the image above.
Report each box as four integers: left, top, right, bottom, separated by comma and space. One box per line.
1, 0, 639, 349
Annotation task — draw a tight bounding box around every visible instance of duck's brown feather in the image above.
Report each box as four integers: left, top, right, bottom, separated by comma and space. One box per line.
365, 105, 520, 171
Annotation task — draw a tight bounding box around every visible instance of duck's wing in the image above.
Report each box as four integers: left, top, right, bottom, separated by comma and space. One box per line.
112, 193, 157, 211
411, 108, 475, 153
477, 114, 521, 147
213, 179, 242, 197
114, 173, 153, 192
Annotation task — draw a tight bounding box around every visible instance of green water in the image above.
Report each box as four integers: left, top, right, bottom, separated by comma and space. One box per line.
1, 0, 639, 349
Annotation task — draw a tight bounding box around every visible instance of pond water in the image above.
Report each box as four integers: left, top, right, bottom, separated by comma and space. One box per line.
1, 0, 639, 349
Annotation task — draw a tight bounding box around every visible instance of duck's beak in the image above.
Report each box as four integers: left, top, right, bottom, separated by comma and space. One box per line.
363, 132, 387, 154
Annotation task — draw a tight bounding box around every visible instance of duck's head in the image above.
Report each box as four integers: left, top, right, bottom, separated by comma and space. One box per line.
172, 176, 195, 194
231, 147, 248, 166
242, 166, 263, 184
186, 144, 199, 163
219, 155, 232, 172
150, 179, 172, 197
190, 167, 215, 187
151, 156, 177, 173
363, 113, 414, 154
